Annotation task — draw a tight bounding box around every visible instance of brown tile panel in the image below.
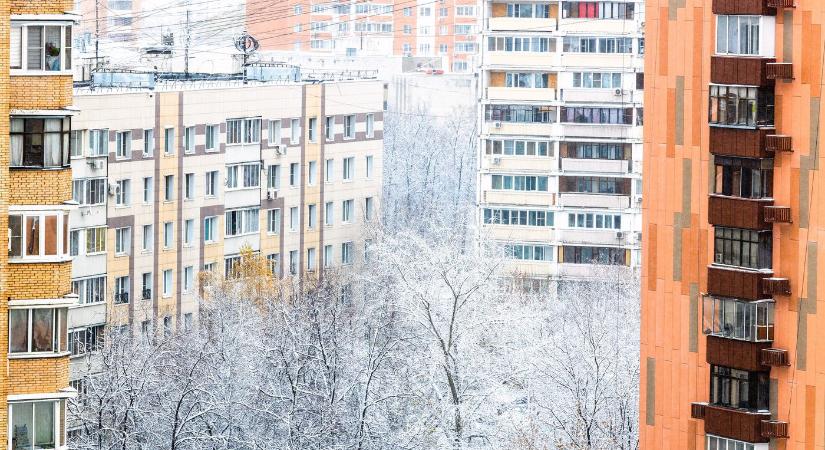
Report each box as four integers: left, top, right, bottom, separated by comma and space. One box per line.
709, 127, 775, 159
703, 404, 771, 443
712, 0, 775, 15
710, 56, 775, 87
707, 265, 772, 300
706, 335, 772, 371
708, 195, 773, 230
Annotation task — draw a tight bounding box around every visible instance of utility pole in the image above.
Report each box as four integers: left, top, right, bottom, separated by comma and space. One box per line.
95, 0, 100, 69
184, 5, 191, 77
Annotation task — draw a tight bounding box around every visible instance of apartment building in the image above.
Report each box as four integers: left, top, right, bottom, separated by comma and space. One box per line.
477, 1, 645, 282
2, 0, 79, 448
247, 0, 480, 73
67, 70, 383, 369
640, 1, 814, 449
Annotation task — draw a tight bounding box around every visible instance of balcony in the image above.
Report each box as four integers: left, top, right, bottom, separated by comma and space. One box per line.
762, 277, 791, 296
707, 265, 771, 300
709, 127, 775, 159
712, 0, 776, 15
764, 206, 792, 223
766, 62, 794, 80
711, 56, 776, 87
761, 420, 789, 439
765, 134, 793, 152
708, 195, 773, 230
557, 193, 630, 209
488, 17, 556, 32
486, 87, 557, 102
702, 403, 771, 443
560, 158, 629, 174
706, 335, 772, 371
760, 348, 790, 367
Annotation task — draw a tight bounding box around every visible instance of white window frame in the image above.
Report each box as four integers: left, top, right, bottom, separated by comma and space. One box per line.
114, 227, 131, 256
11, 22, 73, 74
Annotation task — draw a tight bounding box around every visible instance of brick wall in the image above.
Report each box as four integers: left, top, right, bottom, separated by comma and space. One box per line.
9, 169, 72, 205
6, 262, 72, 299
10, 0, 73, 15
7, 357, 70, 396
10, 76, 73, 110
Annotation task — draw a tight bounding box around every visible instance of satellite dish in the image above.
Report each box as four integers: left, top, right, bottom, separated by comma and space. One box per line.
235, 32, 259, 54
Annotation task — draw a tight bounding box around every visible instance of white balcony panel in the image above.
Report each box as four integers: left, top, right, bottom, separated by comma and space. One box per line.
561, 53, 639, 70
489, 17, 557, 32
483, 121, 558, 137
560, 88, 640, 104
559, 193, 629, 209
224, 189, 261, 209
224, 234, 261, 256
558, 19, 637, 34
486, 51, 561, 69
482, 155, 556, 172
504, 259, 558, 277
483, 224, 554, 243
561, 124, 640, 139
556, 228, 624, 246
557, 262, 615, 279
560, 158, 628, 174
482, 190, 555, 207
68, 301, 106, 329
487, 87, 557, 102
224, 143, 262, 164
73, 253, 107, 279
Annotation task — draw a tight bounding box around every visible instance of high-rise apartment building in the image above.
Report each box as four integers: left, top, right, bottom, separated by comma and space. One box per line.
247, 0, 480, 72
66, 71, 383, 362
641, 1, 809, 448
3, 0, 78, 448
477, 1, 645, 282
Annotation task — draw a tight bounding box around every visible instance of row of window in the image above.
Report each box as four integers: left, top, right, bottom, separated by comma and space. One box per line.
559, 176, 632, 195
710, 365, 769, 411
483, 209, 555, 227
713, 227, 772, 270
708, 85, 774, 128
713, 156, 773, 199
485, 139, 553, 157
8, 212, 70, 261
484, 141, 629, 160
562, 37, 634, 54
504, 72, 552, 89
491, 174, 549, 192
560, 2, 636, 20
262, 240, 367, 276
485, 105, 640, 125
703, 296, 774, 342
502, 244, 628, 265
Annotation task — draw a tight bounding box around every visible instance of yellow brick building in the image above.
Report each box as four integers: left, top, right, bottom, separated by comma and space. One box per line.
2, 0, 78, 448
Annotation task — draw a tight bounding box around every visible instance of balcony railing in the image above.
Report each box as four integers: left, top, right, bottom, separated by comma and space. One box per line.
691, 402, 707, 420
702, 403, 771, 443
708, 195, 773, 230
707, 265, 772, 300
762, 277, 791, 296
142, 288, 152, 300
761, 420, 790, 438
764, 206, 792, 223
767, 62, 794, 80
767, 0, 795, 7
711, 56, 775, 87
114, 292, 130, 304
765, 134, 793, 152
760, 348, 790, 367
706, 335, 772, 371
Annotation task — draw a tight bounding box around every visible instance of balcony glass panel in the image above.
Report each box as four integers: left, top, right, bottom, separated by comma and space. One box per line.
714, 156, 773, 199
714, 227, 772, 269
10, 117, 71, 168
703, 296, 774, 341
9, 307, 68, 354
710, 365, 769, 411
709, 85, 774, 127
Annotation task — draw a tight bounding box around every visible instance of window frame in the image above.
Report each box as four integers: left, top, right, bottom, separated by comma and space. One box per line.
10, 116, 72, 168
11, 22, 73, 73
8, 210, 71, 262
9, 306, 68, 355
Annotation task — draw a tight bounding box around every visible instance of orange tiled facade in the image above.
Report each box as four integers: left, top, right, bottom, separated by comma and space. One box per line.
2, 0, 77, 448
641, 1, 822, 449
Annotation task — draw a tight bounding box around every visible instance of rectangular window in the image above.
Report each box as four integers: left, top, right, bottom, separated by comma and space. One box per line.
308, 117, 317, 142
342, 199, 354, 223
290, 163, 299, 187
325, 202, 333, 226
7, 212, 69, 260
142, 224, 152, 251
13, 23, 73, 71
289, 207, 299, 231
365, 155, 374, 178
291, 118, 300, 144
163, 222, 173, 248
72, 276, 106, 304
325, 159, 334, 183
341, 241, 354, 265
269, 119, 282, 143
562, 246, 627, 265
10, 117, 71, 168
114, 275, 130, 303
710, 365, 769, 411
163, 269, 173, 296
8, 401, 62, 450
69, 229, 79, 256
289, 250, 298, 275
571, 72, 623, 89
365, 197, 374, 220
484, 104, 556, 123
714, 227, 772, 269
267, 253, 280, 276
709, 84, 775, 127
343, 157, 355, 180
559, 176, 629, 194
205, 170, 218, 197
505, 243, 554, 261
268, 165, 281, 189
143, 176, 153, 203
324, 244, 333, 268
183, 266, 193, 292
325, 116, 334, 140
184, 126, 195, 153
563, 142, 625, 160
114, 227, 131, 255
703, 296, 774, 342
307, 247, 316, 271
115, 130, 131, 159
164, 175, 174, 201
714, 156, 773, 199
143, 129, 154, 156
267, 209, 281, 233
308, 160, 317, 185
85, 226, 106, 254
491, 174, 550, 192
561, 1, 635, 19
559, 106, 633, 124
224, 208, 260, 236
184, 173, 194, 199
88, 129, 108, 157
366, 113, 374, 138
226, 118, 261, 144
308, 204, 317, 229
164, 128, 174, 155
344, 115, 356, 138
716, 15, 761, 56
9, 308, 66, 354
70, 129, 82, 157
203, 216, 216, 243
115, 179, 130, 206
205, 125, 217, 151
184, 219, 194, 246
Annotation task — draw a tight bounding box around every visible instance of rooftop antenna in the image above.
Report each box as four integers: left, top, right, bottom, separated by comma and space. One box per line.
234, 31, 259, 84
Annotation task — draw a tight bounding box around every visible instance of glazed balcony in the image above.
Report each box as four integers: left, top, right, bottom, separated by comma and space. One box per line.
711, 56, 776, 87
693, 402, 771, 443
712, 0, 776, 15
707, 265, 771, 300
709, 127, 775, 159
706, 335, 772, 371
708, 195, 773, 230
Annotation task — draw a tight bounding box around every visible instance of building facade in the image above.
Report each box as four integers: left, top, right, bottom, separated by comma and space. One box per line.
3, 0, 79, 448
477, 0, 645, 282
247, 0, 480, 73
641, 0, 813, 449
67, 73, 383, 384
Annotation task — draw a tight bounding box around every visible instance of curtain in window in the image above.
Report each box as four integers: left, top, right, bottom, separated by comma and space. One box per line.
10, 26, 22, 68
10, 119, 23, 166
44, 26, 61, 71
27, 26, 43, 70
44, 118, 62, 167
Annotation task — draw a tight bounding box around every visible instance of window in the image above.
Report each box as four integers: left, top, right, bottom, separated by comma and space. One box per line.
69, 230, 79, 256
205, 170, 218, 197
114, 275, 130, 303
289, 163, 299, 187
403, 6, 412, 15
289, 207, 299, 232
440, 43, 448, 53
717, 15, 761, 55
325, 202, 333, 226
562, 246, 627, 265
183, 266, 193, 292
143, 129, 154, 156
490, 175, 549, 192
85, 226, 106, 254
307, 248, 316, 271
484, 209, 555, 227
164, 175, 174, 201
308, 160, 317, 185
164, 128, 174, 155
226, 163, 260, 189
455, 42, 477, 53
163, 269, 173, 296
203, 216, 216, 243
484, 104, 556, 123
289, 250, 298, 275
115, 179, 130, 206
559, 176, 630, 194
506, 3, 550, 18
269, 119, 282, 144
305, 204, 316, 229
9, 307, 67, 353
226, 118, 261, 144
561, 2, 635, 19
703, 297, 774, 342
710, 365, 769, 411
163, 222, 173, 248
184, 173, 195, 199
143, 176, 153, 203
184, 313, 193, 330
563, 36, 633, 53
505, 243, 554, 261
365, 197, 374, 220
572, 72, 623, 89
343, 157, 354, 180
505, 72, 552, 89
115, 130, 131, 159
142, 224, 152, 251
225, 208, 259, 236
70, 130, 83, 157
266, 209, 281, 234
184, 219, 194, 246
11, 23, 73, 71
267, 253, 280, 276
325, 116, 334, 140
72, 276, 106, 304
291, 118, 300, 144
344, 115, 356, 139
10, 117, 71, 168
325, 159, 334, 182
184, 126, 195, 154
114, 227, 130, 255
68, 324, 104, 356
308, 117, 317, 142
454, 24, 474, 35
365, 155, 374, 178
205, 125, 217, 151
87, 129, 108, 156
8, 211, 70, 260
366, 113, 375, 138
709, 85, 775, 127
714, 156, 773, 199
342, 199, 354, 223
9, 400, 63, 450
563, 142, 626, 160
560, 107, 633, 124
706, 436, 760, 450
487, 36, 554, 53
714, 227, 772, 269
485, 139, 552, 157
268, 165, 281, 189
456, 5, 475, 15
163, 316, 172, 336
341, 242, 354, 265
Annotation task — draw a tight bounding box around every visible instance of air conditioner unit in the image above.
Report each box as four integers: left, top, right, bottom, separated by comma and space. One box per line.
715, 253, 723, 264
108, 183, 120, 197
492, 157, 501, 165
267, 188, 278, 200
493, 121, 502, 129
614, 88, 624, 96
634, 195, 643, 204
276, 146, 287, 156
616, 231, 625, 240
